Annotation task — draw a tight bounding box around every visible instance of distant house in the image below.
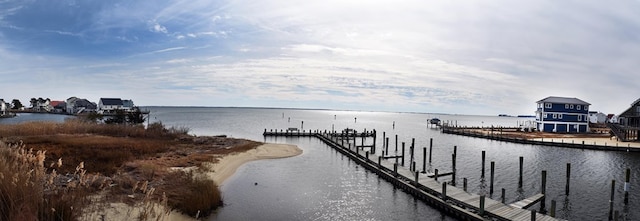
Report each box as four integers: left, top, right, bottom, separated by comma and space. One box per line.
98, 98, 123, 114
47, 101, 66, 113
535, 96, 590, 133
588, 111, 607, 124
66, 97, 97, 114
98, 98, 136, 114
618, 98, 640, 127
607, 114, 619, 124
0, 99, 7, 116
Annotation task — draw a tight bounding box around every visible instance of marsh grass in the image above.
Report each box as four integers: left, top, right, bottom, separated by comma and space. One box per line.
0, 120, 260, 220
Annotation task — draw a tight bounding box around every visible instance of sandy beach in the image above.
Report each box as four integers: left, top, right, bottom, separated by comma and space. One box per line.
205, 143, 303, 185
83, 143, 302, 221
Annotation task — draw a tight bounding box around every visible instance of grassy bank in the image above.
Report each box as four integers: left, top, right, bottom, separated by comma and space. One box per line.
0, 119, 262, 220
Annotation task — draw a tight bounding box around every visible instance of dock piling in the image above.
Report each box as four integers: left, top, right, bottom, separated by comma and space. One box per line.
541, 170, 547, 210
490, 161, 495, 195
566, 163, 571, 195
452, 153, 456, 186
401, 142, 405, 166
550, 200, 556, 217
422, 147, 427, 173
501, 188, 505, 203
482, 151, 486, 178
519, 156, 524, 188
531, 210, 536, 221
609, 179, 615, 220
625, 168, 630, 204
415, 171, 419, 187
442, 182, 447, 200
435, 169, 439, 181
429, 138, 433, 163
385, 137, 389, 156
479, 195, 485, 216
463, 178, 467, 191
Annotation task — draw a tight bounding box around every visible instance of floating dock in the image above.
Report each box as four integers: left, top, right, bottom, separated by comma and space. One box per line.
264, 129, 564, 221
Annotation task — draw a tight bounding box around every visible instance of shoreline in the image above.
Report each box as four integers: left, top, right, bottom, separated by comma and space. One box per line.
204, 143, 303, 185
89, 143, 302, 221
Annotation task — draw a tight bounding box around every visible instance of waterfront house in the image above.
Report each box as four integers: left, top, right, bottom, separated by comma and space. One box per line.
66, 97, 97, 114
588, 111, 607, 124
47, 100, 66, 113
0, 99, 6, 116
98, 98, 123, 114
535, 96, 590, 133
618, 98, 640, 127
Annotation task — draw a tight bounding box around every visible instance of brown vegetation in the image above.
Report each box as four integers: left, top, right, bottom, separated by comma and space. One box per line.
0, 119, 262, 220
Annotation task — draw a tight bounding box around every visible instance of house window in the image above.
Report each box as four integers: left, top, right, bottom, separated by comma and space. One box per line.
553, 114, 557, 119
545, 113, 549, 119
577, 105, 581, 110
578, 115, 582, 121
559, 114, 563, 119
565, 104, 569, 109
545, 103, 552, 109
570, 104, 574, 109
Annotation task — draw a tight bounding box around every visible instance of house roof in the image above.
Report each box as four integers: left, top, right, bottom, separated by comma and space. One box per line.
537, 96, 590, 105
100, 98, 123, 106
49, 101, 65, 108
619, 98, 640, 117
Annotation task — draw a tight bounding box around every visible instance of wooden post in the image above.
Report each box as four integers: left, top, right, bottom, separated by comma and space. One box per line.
372, 130, 376, 153
625, 168, 630, 205
422, 147, 427, 173
501, 188, 506, 203
550, 200, 556, 217
435, 169, 439, 181
378, 156, 382, 168
463, 178, 467, 191
531, 210, 536, 221
490, 161, 495, 195
411, 138, 415, 167
394, 163, 398, 177
452, 153, 456, 186
415, 171, 419, 187
566, 163, 571, 195
395, 134, 398, 152
541, 170, 547, 209
609, 179, 615, 220
614, 210, 619, 221
482, 151, 486, 178
429, 138, 433, 163
385, 137, 389, 156
453, 145, 457, 158
479, 195, 485, 216
442, 182, 447, 200
401, 142, 405, 167
412, 162, 416, 173
365, 151, 369, 162
519, 156, 524, 188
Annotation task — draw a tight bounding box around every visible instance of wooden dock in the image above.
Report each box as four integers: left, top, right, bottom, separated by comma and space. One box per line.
441, 126, 640, 152
264, 129, 564, 221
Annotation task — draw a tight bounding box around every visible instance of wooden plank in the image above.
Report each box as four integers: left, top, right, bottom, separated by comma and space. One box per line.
509, 193, 544, 209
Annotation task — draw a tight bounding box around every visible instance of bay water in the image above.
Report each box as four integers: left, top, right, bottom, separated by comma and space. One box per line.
4, 108, 639, 220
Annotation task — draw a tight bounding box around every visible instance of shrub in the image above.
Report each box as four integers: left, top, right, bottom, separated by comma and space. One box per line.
160, 171, 222, 218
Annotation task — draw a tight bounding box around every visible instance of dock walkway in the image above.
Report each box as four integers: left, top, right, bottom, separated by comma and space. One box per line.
264, 129, 563, 221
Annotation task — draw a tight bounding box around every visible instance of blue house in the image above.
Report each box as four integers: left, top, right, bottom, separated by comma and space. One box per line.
535, 96, 590, 133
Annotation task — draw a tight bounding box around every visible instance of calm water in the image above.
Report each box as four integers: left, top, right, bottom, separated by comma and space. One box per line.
7, 108, 638, 220
146, 107, 640, 221
0, 113, 73, 124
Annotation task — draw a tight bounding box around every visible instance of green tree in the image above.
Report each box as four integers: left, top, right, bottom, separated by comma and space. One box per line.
11, 99, 23, 110
126, 108, 146, 125
104, 109, 126, 124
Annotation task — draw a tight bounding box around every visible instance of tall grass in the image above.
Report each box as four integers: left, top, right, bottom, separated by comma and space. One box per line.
0, 141, 91, 221
0, 119, 189, 139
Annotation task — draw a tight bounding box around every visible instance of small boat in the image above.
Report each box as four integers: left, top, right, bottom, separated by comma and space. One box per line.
429, 118, 441, 125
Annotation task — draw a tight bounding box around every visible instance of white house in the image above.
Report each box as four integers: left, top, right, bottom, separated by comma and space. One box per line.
98, 98, 135, 114
588, 111, 607, 124
0, 99, 7, 116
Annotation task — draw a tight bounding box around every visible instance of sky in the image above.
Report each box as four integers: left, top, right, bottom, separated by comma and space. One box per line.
1, 0, 639, 115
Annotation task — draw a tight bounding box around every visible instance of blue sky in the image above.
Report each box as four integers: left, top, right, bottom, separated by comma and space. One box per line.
1, 0, 639, 115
